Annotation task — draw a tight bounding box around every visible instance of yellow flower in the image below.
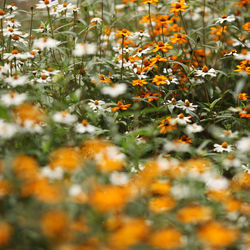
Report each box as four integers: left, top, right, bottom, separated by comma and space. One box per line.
152, 75, 168, 85
170, 0, 189, 16
141, 0, 158, 5
132, 79, 148, 86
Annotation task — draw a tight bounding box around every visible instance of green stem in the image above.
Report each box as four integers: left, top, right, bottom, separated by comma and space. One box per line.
46, 6, 54, 38
29, 7, 34, 49
121, 36, 124, 80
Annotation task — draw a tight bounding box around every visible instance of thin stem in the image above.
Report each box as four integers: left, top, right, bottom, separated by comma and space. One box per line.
161, 24, 165, 43
148, 3, 154, 40
46, 6, 54, 38
202, 0, 207, 65
101, 0, 104, 22
0, 19, 4, 59
121, 36, 124, 80
29, 7, 34, 49
3, 0, 6, 11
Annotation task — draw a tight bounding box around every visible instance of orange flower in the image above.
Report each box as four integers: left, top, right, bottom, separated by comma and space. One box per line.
242, 22, 250, 32
109, 218, 149, 248
149, 180, 171, 195
149, 228, 184, 249
150, 54, 167, 65
152, 75, 169, 85
41, 210, 68, 239
13, 155, 39, 181
141, 0, 158, 4
99, 74, 112, 83
13, 103, 45, 127
49, 147, 82, 172
170, 0, 189, 16
234, 60, 250, 74
132, 79, 148, 86
112, 101, 131, 111
134, 90, 162, 102
177, 205, 213, 223
239, 106, 250, 120
157, 116, 177, 134
0, 180, 11, 198
170, 33, 188, 44
210, 25, 227, 40
198, 221, 239, 247
90, 185, 129, 212
0, 222, 12, 247
116, 29, 131, 37
152, 41, 173, 52
149, 196, 176, 213
238, 92, 249, 100
178, 135, 192, 144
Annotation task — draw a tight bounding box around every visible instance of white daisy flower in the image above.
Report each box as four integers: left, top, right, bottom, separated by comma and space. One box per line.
0, 120, 18, 139
4, 75, 28, 87
223, 155, 241, 169
164, 140, 190, 152
201, 172, 229, 191
0, 64, 10, 79
165, 98, 182, 113
213, 142, 233, 153
41, 166, 64, 180
33, 37, 60, 50
216, 14, 235, 24
131, 30, 150, 39
110, 172, 129, 186
186, 123, 203, 133
177, 99, 198, 113
0, 92, 27, 106
195, 66, 216, 78
74, 120, 96, 133
52, 110, 77, 124
88, 100, 106, 112
69, 184, 82, 197
102, 83, 127, 97
90, 17, 103, 25
4, 19, 21, 28
36, 0, 58, 9
172, 113, 192, 125
72, 43, 97, 56
236, 137, 250, 152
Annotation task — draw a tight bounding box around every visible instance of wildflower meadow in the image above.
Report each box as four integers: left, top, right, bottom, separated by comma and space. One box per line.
0, 0, 250, 249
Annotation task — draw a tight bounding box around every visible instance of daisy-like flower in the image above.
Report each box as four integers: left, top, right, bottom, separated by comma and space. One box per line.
41, 166, 64, 180
68, 184, 82, 197
172, 113, 192, 125
90, 17, 103, 25
216, 14, 235, 24
152, 75, 170, 85
223, 155, 241, 169
201, 172, 229, 191
116, 29, 131, 38
195, 65, 216, 78
213, 142, 233, 153
236, 137, 250, 152
4, 74, 28, 87
36, 0, 58, 9
170, 0, 189, 16
74, 120, 96, 134
36, 73, 52, 84
186, 123, 203, 133
0, 64, 10, 79
0, 119, 18, 139
112, 101, 131, 111
0, 92, 27, 106
152, 41, 173, 53
4, 18, 21, 28
72, 43, 97, 56
131, 30, 150, 39
177, 99, 198, 113
33, 37, 60, 50
110, 172, 129, 186
0, 9, 14, 20
132, 79, 148, 86
164, 140, 190, 152
88, 100, 107, 112
224, 49, 238, 57
52, 110, 77, 124
102, 83, 127, 97
141, 0, 158, 4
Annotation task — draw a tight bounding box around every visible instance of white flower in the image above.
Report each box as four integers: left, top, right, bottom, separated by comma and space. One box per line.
90, 17, 103, 25
0, 64, 10, 79
216, 14, 235, 24
52, 110, 77, 124
164, 140, 190, 152
236, 137, 250, 152
131, 30, 150, 39
41, 166, 64, 180
201, 172, 229, 191
186, 123, 203, 133
69, 184, 82, 197
74, 120, 96, 133
72, 43, 97, 56
220, 130, 239, 139
235, 51, 250, 60
165, 98, 182, 113
0, 92, 27, 106
224, 49, 238, 57
110, 172, 129, 186
0, 120, 18, 139
20, 120, 44, 133
213, 142, 233, 153
195, 66, 216, 78
171, 184, 191, 199
172, 113, 192, 125
4, 19, 21, 28
36, 0, 58, 9
177, 99, 198, 114
223, 156, 241, 169
4, 75, 28, 87
88, 100, 107, 112
102, 83, 127, 97
33, 37, 60, 50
